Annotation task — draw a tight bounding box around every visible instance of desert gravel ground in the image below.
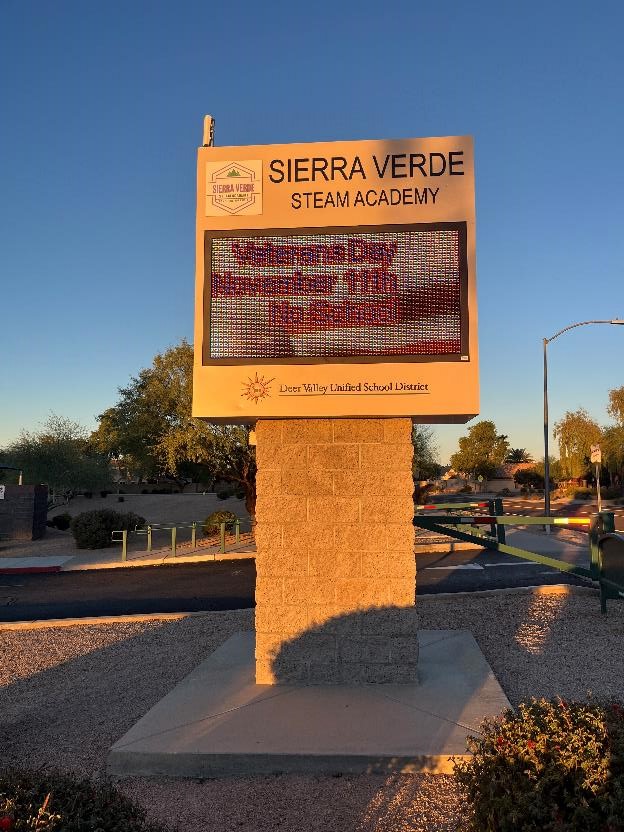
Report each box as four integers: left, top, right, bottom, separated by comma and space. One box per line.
2, 591, 624, 831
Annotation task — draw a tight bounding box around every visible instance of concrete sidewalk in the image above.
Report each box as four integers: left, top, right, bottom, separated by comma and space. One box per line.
0, 526, 590, 575
0, 541, 256, 573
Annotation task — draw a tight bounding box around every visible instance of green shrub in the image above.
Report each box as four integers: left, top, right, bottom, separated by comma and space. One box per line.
70, 509, 146, 549
51, 513, 71, 531
202, 510, 237, 536
454, 697, 624, 831
0, 767, 166, 831
572, 487, 592, 499
601, 486, 623, 500
216, 489, 231, 500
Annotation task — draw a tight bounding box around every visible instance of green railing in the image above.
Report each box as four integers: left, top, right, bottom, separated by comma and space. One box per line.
111, 517, 251, 562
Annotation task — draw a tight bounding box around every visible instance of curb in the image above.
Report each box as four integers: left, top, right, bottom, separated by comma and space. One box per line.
418, 583, 598, 600
0, 609, 237, 631
0, 550, 256, 574
0, 565, 62, 575
63, 550, 256, 571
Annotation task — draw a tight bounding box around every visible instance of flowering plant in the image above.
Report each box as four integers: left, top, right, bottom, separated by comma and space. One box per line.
454, 697, 624, 831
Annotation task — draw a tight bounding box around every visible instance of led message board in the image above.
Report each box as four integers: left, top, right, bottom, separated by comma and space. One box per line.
193, 134, 478, 421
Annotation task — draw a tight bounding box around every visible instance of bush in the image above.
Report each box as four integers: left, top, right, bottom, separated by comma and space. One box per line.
216, 489, 231, 500
83, 491, 92, 499
100, 490, 109, 498
458, 485, 473, 493
601, 486, 623, 500
0, 767, 165, 831
572, 487, 593, 499
202, 510, 237, 536
117, 495, 125, 502
51, 512, 71, 531
454, 697, 624, 831
70, 509, 146, 549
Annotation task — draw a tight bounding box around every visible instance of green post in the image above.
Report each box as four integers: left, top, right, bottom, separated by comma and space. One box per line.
494, 498, 506, 544
121, 529, 127, 562
589, 517, 600, 580
235, 518, 240, 544
220, 522, 226, 554
171, 526, 177, 557
600, 510, 616, 535
589, 512, 615, 580
191, 522, 197, 548
147, 525, 152, 553
487, 500, 496, 539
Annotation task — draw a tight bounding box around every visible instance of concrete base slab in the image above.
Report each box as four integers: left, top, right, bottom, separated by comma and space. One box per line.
108, 630, 509, 778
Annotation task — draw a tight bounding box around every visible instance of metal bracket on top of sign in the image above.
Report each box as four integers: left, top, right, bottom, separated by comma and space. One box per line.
203, 115, 215, 148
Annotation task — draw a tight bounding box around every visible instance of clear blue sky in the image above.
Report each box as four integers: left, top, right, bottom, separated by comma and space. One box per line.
2, 0, 623, 464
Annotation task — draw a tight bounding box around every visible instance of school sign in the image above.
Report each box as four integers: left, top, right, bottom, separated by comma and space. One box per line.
193, 133, 478, 422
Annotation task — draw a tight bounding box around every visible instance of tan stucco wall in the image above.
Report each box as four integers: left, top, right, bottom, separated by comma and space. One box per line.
254, 418, 418, 684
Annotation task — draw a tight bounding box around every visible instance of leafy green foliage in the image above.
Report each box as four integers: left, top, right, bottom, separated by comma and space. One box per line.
0, 767, 165, 831
1, 414, 111, 498
411, 425, 441, 480
513, 468, 544, 490
554, 408, 601, 479
450, 421, 510, 480
505, 448, 533, 463
91, 341, 257, 515
534, 456, 564, 483
556, 485, 593, 499
70, 509, 145, 549
454, 697, 624, 831
202, 510, 237, 536
607, 386, 624, 427
51, 512, 72, 531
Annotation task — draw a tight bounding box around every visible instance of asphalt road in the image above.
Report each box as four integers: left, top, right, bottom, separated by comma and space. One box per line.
416, 548, 591, 595
0, 546, 596, 621
0, 560, 256, 622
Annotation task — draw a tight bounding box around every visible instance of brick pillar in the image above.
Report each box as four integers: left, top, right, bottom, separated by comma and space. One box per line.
254, 418, 417, 685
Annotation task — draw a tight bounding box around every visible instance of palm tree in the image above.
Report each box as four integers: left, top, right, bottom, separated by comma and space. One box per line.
505, 448, 533, 464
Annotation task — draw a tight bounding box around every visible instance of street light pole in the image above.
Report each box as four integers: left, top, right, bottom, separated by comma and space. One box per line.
543, 319, 624, 518
544, 337, 550, 518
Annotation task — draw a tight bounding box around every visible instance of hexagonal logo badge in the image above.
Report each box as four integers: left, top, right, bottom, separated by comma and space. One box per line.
205, 160, 263, 216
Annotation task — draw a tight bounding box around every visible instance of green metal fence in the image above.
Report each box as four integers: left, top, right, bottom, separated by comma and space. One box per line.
111, 516, 252, 562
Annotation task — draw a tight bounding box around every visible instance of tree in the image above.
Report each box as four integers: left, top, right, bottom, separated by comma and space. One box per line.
1, 414, 111, 499
505, 448, 533, 464
601, 425, 624, 485
449, 421, 510, 481
534, 456, 564, 484
513, 468, 544, 490
607, 386, 624, 426
412, 425, 441, 480
553, 408, 601, 479
91, 341, 258, 516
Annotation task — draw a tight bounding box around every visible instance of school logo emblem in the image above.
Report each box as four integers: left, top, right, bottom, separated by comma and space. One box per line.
241, 373, 275, 404
205, 160, 263, 216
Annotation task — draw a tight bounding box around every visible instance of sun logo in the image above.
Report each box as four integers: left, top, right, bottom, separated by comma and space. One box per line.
241, 373, 275, 404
